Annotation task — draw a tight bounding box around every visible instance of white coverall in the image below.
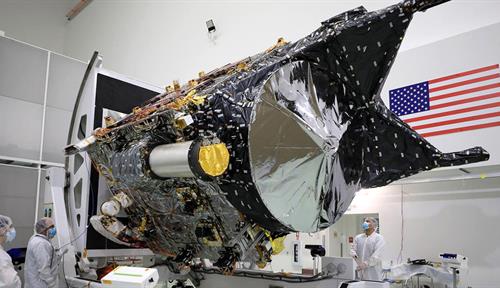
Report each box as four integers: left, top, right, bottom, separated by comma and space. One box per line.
350, 232, 385, 281
0, 245, 22, 288
24, 234, 60, 288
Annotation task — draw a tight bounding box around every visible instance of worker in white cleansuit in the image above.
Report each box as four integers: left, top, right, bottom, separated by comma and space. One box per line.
0, 214, 22, 288
350, 217, 386, 281
24, 217, 66, 288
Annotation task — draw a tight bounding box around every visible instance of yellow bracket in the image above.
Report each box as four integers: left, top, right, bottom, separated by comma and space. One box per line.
263, 229, 286, 255
266, 37, 289, 53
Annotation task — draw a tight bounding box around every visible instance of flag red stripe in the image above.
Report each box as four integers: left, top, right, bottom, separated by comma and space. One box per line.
405, 102, 500, 123
430, 91, 500, 110
429, 82, 500, 101
428, 64, 500, 84
412, 111, 500, 130
420, 121, 500, 137
429, 73, 500, 93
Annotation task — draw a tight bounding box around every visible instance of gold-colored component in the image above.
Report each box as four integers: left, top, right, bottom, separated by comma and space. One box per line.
266, 37, 289, 52
255, 245, 270, 269
165, 85, 174, 93
198, 70, 206, 78
104, 116, 115, 128
176, 90, 196, 107
173, 80, 181, 91
138, 217, 147, 233
185, 89, 197, 98
270, 236, 286, 255
262, 229, 285, 255
94, 127, 111, 139
168, 90, 206, 110
276, 37, 288, 46
176, 117, 189, 129
236, 62, 248, 72
188, 79, 198, 88
130, 106, 156, 121
198, 143, 230, 177
191, 95, 205, 105
256, 260, 267, 269
197, 223, 223, 247
133, 106, 142, 114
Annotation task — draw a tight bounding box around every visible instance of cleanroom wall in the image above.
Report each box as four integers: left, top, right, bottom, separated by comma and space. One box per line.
63, 0, 500, 88
0, 35, 86, 250
348, 176, 500, 288
0, 0, 72, 53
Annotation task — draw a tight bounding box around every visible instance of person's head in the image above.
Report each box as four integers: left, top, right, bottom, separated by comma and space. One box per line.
362, 217, 378, 234
35, 217, 56, 239
0, 215, 16, 245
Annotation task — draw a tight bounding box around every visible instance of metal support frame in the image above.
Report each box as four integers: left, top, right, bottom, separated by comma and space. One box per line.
65, 55, 101, 252
34, 51, 51, 225
45, 167, 78, 277
65, 60, 163, 256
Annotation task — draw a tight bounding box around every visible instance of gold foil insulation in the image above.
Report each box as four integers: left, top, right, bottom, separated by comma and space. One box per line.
198, 143, 230, 177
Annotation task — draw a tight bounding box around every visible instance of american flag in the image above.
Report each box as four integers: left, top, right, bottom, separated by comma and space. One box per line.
389, 64, 500, 137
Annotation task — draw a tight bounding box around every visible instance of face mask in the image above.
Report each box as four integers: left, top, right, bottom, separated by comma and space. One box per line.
47, 227, 57, 239
362, 222, 370, 230
5, 228, 16, 242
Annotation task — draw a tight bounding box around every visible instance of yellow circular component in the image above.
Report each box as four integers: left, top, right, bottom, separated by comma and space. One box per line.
198, 143, 230, 177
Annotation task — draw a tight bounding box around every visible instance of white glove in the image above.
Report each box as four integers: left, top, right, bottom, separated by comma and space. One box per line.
357, 261, 368, 270
55, 247, 70, 262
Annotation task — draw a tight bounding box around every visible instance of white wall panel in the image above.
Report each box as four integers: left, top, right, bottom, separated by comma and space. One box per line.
0, 37, 47, 105
0, 1, 72, 53
0, 165, 39, 250
46, 53, 86, 111
42, 106, 72, 164
0, 95, 43, 160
